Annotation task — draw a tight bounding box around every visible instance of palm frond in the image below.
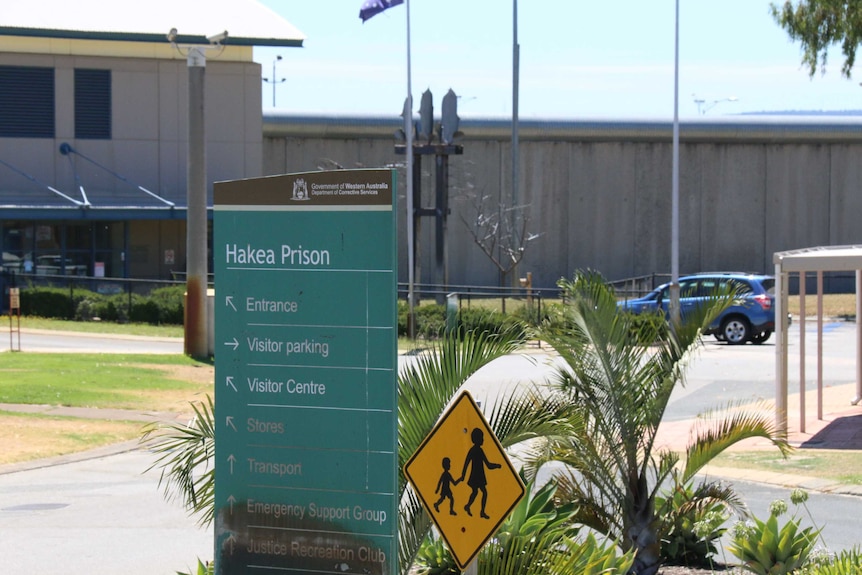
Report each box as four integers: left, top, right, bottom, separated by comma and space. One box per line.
681, 403, 791, 481
396, 325, 527, 574
485, 386, 574, 449
398, 325, 525, 475
398, 487, 433, 575
140, 394, 215, 527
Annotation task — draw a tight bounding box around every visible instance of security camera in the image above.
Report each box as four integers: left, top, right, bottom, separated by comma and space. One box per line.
166, 28, 178, 43
207, 30, 228, 44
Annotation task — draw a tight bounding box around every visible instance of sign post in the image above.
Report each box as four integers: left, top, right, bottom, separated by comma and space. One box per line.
404, 391, 525, 570
213, 169, 398, 575
8, 287, 20, 352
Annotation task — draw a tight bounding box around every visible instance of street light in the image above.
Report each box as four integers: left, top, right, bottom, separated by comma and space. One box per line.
693, 95, 738, 115
262, 55, 286, 107
167, 28, 228, 359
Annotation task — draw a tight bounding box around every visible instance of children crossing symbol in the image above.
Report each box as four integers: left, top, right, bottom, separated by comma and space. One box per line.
403, 391, 525, 570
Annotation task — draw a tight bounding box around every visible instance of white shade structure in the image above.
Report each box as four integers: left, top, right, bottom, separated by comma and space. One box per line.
773, 245, 862, 434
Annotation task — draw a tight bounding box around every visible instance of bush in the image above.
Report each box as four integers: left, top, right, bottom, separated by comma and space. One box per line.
512, 300, 569, 330
797, 547, 862, 575
149, 285, 185, 325
397, 301, 528, 341
19, 283, 186, 326
21, 286, 94, 319
729, 495, 821, 575
657, 480, 730, 568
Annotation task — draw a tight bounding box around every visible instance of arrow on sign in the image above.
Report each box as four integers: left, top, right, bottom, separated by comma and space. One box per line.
224, 338, 239, 350
226, 416, 237, 431
227, 454, 236, 474
225, 376, 236, 392
227, 495, 236, 515
225, 296, 236, 311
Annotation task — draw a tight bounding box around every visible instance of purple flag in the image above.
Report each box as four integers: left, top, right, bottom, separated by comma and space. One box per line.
359, 0, 404, 22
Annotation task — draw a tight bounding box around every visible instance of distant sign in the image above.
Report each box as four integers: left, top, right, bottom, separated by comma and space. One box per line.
9, 287, 20, 310
213, 169, 398, 575
404, 391, 525, 570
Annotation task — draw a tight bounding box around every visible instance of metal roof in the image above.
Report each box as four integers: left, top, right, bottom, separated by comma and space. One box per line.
774, 245, 862, 273
263, 112, 862, 144
0, 0, 304, 47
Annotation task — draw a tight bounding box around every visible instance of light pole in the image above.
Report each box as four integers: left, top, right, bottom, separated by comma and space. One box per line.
670, 0, 680, 328
693, 95, 738, 115
262, 55, 286, 107
167, 28, 228, 359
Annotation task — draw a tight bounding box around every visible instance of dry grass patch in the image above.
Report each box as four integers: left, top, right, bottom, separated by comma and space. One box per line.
0, 359, 214, 466
0, 413, 143, 465
711, 449, 862, 485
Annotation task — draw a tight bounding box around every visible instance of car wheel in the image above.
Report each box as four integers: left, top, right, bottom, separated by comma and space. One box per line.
751, 330, 772, 345
720, 316, 750, 345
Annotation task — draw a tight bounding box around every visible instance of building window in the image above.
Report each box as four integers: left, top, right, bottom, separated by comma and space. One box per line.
75, 68, 111, 139
0, 66, 55, 138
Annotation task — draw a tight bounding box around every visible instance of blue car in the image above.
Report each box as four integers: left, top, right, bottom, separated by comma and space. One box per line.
618, 273, 776, 345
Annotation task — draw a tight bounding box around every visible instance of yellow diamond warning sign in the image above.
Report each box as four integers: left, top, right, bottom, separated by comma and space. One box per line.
404, 391, 525, 570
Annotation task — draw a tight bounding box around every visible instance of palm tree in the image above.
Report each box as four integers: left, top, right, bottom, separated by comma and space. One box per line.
532, 271, 791, 575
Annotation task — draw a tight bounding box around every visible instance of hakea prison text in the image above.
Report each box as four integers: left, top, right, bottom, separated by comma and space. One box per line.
225, 244, 331, 267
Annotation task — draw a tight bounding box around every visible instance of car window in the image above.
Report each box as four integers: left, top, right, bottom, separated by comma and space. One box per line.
760, 278, 775, 294
728, 279, 753, 295
680, 279, 699, 298
696, 279, 717, 297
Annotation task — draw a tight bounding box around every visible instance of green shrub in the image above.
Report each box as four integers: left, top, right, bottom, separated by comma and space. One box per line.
397, 301, 527, 340
75, 297, 101, 321
415, 303, 447, 338
623, 309, 669, 344
397, 302, 448, 339
458, 307, 526, 340
131, 298, 161, 324
149, 285, 186, 325
729, 495, 821, 575
20, 286, 87, 319
414, 472, 632, 575
513, 300, 570, 331
796, 548, 862, 575
93, 295, 125, 322
176, 559, 213, 575
657, 480, 730, 568
19, 283, 185, 325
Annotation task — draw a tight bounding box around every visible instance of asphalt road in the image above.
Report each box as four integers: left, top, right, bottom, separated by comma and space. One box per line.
0, 449, 212, 575
3, 329, 184, 354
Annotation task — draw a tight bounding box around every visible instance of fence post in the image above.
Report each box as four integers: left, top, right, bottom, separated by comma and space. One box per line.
446, 292, 459, 333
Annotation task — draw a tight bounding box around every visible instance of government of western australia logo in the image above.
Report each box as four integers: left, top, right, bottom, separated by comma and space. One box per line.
291, 178, 309, 201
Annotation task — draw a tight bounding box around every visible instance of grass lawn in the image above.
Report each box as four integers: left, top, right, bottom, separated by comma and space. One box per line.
0, 353, 212, 409
2, 316, 184, 338
711, 449, 862, 486
0, 352, 213, 465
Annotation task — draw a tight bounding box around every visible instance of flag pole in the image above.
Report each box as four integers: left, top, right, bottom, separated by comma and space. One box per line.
405, 0, 416, 338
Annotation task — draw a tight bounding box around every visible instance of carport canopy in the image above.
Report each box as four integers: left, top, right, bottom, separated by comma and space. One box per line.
773, 245, 862, 434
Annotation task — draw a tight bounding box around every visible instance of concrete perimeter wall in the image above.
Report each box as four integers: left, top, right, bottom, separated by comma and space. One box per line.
262, 114, 862, 291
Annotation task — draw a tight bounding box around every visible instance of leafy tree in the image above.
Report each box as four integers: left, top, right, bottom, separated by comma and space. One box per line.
532, 271, 792, 575
771, 1, 862, 77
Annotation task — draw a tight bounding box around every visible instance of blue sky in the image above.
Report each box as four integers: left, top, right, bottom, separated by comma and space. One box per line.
254, 0, 862, 119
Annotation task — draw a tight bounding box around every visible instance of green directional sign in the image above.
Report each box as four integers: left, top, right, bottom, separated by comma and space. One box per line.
213, 169, 398, 575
